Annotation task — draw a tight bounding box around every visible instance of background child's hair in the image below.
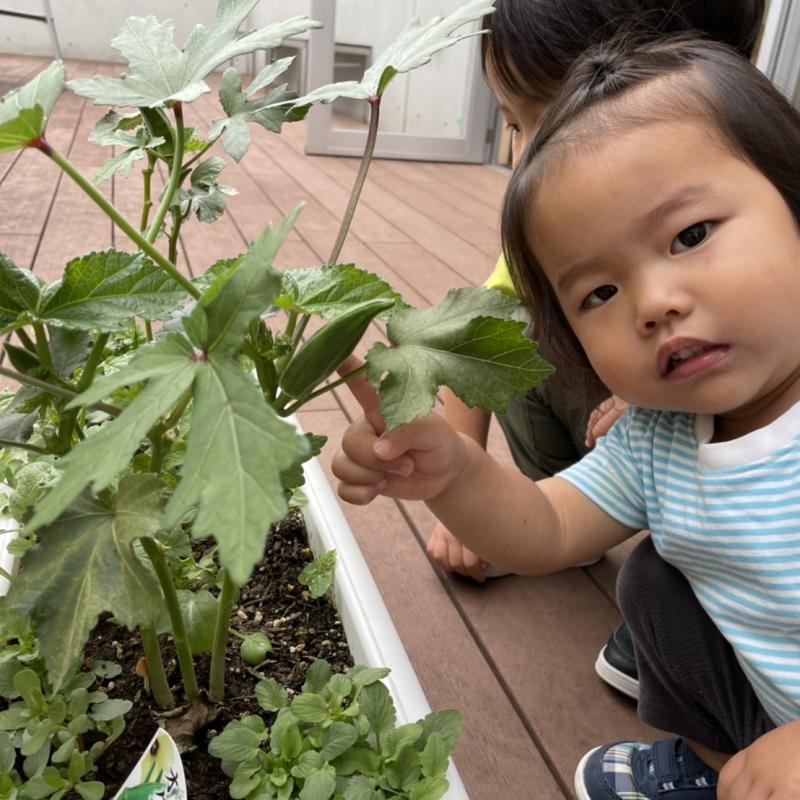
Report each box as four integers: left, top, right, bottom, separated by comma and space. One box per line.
501, 36, 800, 376
481, 0, 765, 102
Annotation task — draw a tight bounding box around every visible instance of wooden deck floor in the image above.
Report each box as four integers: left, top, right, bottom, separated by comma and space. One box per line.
1, 55, 660, 798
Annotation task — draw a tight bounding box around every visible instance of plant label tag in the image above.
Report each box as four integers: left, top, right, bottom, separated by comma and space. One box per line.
113, 728, 187, 800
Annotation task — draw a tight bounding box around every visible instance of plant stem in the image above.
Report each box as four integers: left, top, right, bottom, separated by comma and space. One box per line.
182, 140, 214, 171
0, 438, 48, 454
279, 362, 369, 416
32, 322, 56, 375
168, 209, 183, 265
208, 569, 237, 702
0, 365, 120, 417
140, 627, 176, 710
140, 153, 156, 234
77, 333, 109, 393
146, 103, 185, 246
38, 141, 200, 300
144, 320, 153, 342
140, 537, 201, 702
327, 97, 381, 265
56, 332, 108, 452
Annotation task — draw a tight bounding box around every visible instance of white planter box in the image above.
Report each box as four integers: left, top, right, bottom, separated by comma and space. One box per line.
301, 454, 469, 799
0, 485, 18, 597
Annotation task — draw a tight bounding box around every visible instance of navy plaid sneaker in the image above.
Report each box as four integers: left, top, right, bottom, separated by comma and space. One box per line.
575, 737, 718, 799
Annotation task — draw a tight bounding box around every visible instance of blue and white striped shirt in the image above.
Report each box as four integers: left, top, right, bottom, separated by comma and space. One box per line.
560, 403, 800, 727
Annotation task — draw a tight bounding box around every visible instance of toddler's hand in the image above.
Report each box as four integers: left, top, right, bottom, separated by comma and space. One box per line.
585, 395, 628, 448
717, 720, 800, 799
427, 522, 487, 582
333, 357, 468, 505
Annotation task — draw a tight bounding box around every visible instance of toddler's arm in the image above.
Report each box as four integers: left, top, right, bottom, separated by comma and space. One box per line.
334, 359, 632, 575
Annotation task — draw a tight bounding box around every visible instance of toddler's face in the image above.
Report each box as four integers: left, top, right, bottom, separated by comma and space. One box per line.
529, 119, 800, 437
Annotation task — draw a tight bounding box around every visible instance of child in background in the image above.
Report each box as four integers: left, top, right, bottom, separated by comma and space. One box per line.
334, 36, 800, 800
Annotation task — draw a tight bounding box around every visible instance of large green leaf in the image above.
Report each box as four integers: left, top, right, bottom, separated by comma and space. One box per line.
277, 264, 401, 319
67, 3, 321, 108
164, 355, 310, 585
366, 288, 553, 429
209, 62, 307, 163
0, 60, 64, 152
39, 250, 187, 330
192, 207, 300, 356
286, 0, 494, 106
6, 475, 164, 690
0, 253, 44, 335
27, 346, 198, 531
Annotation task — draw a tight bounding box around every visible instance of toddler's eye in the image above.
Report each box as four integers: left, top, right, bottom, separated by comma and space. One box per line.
671, 221, 711, 254
582, 285, 617, 309
505, 122, 521, 135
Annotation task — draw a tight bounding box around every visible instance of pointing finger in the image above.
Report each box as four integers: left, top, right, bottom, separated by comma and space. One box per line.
337, 355, 385, 434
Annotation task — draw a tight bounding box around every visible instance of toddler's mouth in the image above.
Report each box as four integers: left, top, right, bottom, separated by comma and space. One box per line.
658, 339, 729, 378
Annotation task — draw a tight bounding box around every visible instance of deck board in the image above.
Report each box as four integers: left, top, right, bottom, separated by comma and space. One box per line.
0, 55, 651, 799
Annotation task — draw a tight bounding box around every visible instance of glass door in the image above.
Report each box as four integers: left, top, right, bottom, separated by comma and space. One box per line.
304, 0, 495, 162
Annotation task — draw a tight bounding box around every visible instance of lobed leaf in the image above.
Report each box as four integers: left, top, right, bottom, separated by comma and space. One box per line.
164, 355, 310, 585
366, 288, 553, 429
67, 3, 321, 108
285, 0, 494, 106
28, 351, 198, 531
195, 207, 300, 356
0, 60, 64, 152
40, 250, 187, 330
6, 475, 165, 691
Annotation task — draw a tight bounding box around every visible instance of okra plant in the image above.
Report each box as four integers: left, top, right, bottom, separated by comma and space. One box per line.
0, 0, 551, 793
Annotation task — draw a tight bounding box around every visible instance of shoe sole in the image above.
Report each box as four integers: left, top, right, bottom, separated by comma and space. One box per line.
573, 746, 601, 800
594, 645, 640, 700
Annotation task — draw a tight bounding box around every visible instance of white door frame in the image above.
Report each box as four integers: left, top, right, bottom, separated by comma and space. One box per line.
757, 0, 800, 104
304, 0, 495, 162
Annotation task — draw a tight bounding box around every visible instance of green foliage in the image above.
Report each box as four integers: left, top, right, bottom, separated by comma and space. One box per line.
210, 60, 310, 163
287, 0, 495, 105
7, 475, 165, 691
66, 3, 322, 108
0, 250, 186, 335
0, 654, 128, 799
299, 551, 337, 600
367, 288, 554, 429
209, 661, 461, 800
0, 60, 64, 152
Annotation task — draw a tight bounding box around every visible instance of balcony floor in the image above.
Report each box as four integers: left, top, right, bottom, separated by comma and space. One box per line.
0, 55, 659, 799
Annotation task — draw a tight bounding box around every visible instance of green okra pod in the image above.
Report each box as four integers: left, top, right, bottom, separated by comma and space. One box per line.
279, 297, 395, 399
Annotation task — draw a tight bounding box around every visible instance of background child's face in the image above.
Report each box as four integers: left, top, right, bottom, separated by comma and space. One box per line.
529, 118, 800, 432
485, 60, 547, 168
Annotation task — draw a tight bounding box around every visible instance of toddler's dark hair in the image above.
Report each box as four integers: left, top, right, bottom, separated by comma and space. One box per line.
481, 0, 765, 102
501, 36, 800, 376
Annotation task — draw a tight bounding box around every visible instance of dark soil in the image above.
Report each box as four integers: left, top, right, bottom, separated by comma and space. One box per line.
82, 508, 353, 798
